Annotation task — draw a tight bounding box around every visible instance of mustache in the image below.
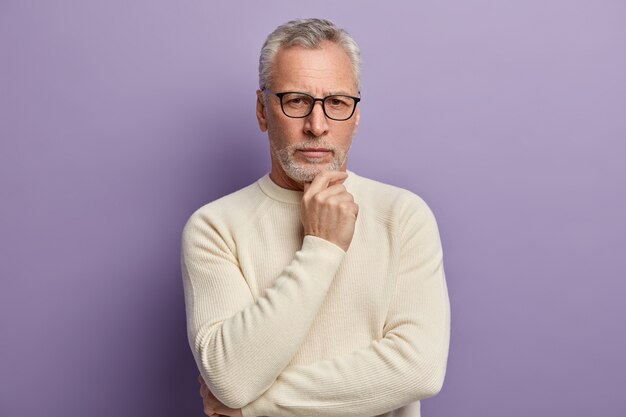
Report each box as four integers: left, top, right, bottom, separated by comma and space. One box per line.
292, 137, 335, 151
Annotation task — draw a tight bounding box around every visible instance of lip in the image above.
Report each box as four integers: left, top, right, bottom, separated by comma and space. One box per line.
298, 149, 331, 158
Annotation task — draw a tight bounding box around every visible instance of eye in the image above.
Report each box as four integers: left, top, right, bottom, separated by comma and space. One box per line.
327, 96, 351, 107
284, 94, 312, 108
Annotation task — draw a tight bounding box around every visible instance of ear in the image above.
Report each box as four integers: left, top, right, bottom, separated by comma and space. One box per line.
256, 90, 268, 132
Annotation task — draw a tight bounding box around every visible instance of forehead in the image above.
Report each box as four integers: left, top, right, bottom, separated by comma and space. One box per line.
271, 41, 357, 94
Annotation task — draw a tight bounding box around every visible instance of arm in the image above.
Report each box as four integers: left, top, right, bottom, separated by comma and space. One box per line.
182, 171, 357, 410
182, 218, 345, 409
241, 199, 451, 417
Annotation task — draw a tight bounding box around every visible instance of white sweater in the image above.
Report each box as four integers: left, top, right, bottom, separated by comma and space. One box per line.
181, 170, 450, 417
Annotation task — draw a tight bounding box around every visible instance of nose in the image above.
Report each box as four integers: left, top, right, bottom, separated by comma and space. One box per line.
303, 101, 329, 138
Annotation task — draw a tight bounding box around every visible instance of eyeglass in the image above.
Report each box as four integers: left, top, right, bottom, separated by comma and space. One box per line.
263, 89, 361, 121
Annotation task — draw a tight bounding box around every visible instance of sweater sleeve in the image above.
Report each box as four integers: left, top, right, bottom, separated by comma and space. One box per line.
181, 211, 346, 409
241, 199, 451, 417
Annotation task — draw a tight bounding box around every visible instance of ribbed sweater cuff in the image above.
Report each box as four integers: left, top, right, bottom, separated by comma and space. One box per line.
302, 233, 346, 256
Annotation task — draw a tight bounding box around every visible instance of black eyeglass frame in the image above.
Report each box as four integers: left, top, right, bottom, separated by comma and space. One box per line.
262, 89, 361, 121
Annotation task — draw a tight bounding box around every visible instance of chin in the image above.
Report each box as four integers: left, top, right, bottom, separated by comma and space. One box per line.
284, 163, 341, 183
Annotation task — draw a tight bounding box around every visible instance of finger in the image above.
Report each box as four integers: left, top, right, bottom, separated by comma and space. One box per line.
327, 173, 349, 187
204, 396, 232, 417
200, 382, 209, 398
200, 378, 212, 398
214, 403, 238, 416
313, 183, 352, 201
203, 401, 214, 416
304, 170, 347, 196
203, 400, 217, 417
303, 170, 347, 193
199, 378, 207, 398
201, 388, 218, 415
350, 202, 359, 218
321, 196, 356, 214
350, 201, 360, 216
202, 387, 216, 405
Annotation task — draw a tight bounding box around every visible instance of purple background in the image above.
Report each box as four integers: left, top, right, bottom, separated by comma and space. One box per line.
1, 1, 625, 416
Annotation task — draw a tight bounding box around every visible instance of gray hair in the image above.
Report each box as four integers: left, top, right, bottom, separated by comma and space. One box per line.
258, 18, 361, 91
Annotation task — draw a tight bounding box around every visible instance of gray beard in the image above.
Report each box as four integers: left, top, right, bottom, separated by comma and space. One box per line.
271, 140, 347, 182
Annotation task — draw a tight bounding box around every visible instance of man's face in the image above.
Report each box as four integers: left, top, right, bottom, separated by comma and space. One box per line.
256, 41, 360, 188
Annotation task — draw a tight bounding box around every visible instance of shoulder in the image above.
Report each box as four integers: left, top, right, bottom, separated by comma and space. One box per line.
182, 179, 267, 242
350, 172, 436, 225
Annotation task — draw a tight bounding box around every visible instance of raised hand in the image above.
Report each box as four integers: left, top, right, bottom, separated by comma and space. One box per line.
301, 170, 359, 252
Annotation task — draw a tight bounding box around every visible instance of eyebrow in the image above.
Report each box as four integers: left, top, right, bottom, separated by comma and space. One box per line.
286, 90, 357, 97
328, 91, 357, 96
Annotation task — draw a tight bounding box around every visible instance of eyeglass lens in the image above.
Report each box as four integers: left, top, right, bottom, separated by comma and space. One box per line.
281, 93, 356, 120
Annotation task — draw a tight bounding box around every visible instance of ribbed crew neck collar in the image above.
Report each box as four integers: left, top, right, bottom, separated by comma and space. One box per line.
257, 170, 357, 205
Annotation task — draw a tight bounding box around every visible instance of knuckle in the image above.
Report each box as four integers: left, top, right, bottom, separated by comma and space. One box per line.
338, 201, 351, 212
340, 201, 356, 213
312, 193, 325, 204
329, 197, 342, 208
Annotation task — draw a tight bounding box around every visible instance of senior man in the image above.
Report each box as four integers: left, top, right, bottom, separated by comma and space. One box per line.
181, 18, 451, 417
